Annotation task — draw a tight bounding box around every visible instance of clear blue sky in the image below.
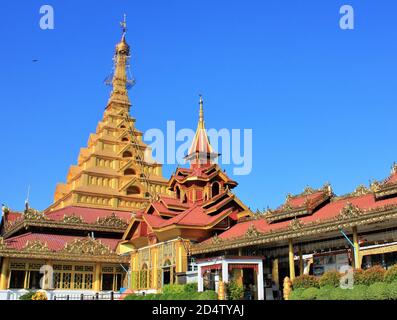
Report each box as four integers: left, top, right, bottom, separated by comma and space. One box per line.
0, 0, 396, 212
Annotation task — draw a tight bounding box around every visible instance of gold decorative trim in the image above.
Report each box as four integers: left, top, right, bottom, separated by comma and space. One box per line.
62, 237, 116, 256
24, 240, 50, 253
337, 203, 363, 220
335, 185, 371, 200
24, 208, 47, 221
211, 234, 223, 244
0, 237, 5, 250
191, 204, 397, 255
62, 214, 84, 224
97, 213, 128, 228
289, 218, 303, 231
245, 224, 261, 238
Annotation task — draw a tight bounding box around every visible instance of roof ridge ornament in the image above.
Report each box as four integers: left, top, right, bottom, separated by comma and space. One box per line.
120, 13, 127, 35
392, 162, 397, 175
337, 202, 363, 220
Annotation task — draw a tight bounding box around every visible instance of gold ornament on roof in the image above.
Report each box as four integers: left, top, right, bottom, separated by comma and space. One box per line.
0, 237, 5, 250
63, 237, 115, 256
289, 218, 303, 231
245, 224, 261, 238
338, 203, 363, 220
96, 213, 128, 228
392, 162, 397, 175
24, 240, 50, 253
63, 214, 84, 224
211, 234, 223, 244
24, 208, 47, 221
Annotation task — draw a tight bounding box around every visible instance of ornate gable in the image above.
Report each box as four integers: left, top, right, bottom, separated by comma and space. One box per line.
63, 237, 115, 256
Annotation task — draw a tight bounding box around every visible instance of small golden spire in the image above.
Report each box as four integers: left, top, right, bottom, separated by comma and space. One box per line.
120, 13, 127, 35
198, 94, 204, 129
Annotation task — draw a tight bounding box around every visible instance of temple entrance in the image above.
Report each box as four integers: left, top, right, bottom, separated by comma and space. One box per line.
242, 268, 256, 300
197, 256, 264, 300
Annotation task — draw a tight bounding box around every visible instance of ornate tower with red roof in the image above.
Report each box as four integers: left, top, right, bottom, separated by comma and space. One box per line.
121, 96, 252, 291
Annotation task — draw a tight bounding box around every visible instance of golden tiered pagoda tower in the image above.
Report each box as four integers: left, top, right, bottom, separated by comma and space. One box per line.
47, 20, 170, 213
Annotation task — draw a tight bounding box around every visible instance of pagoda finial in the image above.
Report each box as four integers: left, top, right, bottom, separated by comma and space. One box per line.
392, 162, 397, 175
106, 15, 132, 107
198, 94, 204, 129
120, 13, 127, 35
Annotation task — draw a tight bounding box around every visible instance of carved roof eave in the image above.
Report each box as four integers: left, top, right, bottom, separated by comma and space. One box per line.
375, 184, 397, 200
0, 249, 129, 264
190, 205, 397, 255
3, 219, 127, 239
265, 209, 309, 223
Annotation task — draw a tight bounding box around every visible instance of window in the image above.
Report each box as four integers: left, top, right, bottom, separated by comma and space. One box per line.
126, 186, 140, 195
124, 168, 136, 176
52, 264, 93, 290
28, 271, 41, 289
123, 151, 133, 158
102, 274, 114, 291
101, 266, 124, 291
175, 186, 181, 199
212, 182, 220, 197
122, 137, 129, 142
9, 270, 25, 289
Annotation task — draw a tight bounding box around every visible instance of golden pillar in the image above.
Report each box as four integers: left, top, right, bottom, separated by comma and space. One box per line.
151, 247, 159, 289
353, 226, 360, 269
272, 259, 279, 287
288, 239, 295, 280
93, 263, 101, 292
0, 257, 10, 290
130, 252, 138, 289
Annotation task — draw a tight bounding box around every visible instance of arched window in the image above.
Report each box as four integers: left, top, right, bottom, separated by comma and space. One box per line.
182, 194, 187, 204
122, 137, 129, 142
124, 168, 136, 176
123, 151, 132, 158
120, 125, 126, 129
126, 186, 140, 195
212, 182, 220, 197
175, 186, 181, 199
163, 260, 172, 285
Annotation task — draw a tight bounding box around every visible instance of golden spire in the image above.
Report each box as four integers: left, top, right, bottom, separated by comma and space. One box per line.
108, 15, 131, 106
120, 13, 127, 35
198, 94, 204, 129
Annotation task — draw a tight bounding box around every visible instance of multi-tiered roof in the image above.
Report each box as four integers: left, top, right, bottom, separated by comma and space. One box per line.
121, 97, 252, 247
47, 26, 170, 213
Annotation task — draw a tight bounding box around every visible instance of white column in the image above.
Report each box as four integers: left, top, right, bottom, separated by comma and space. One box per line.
198, 266, 204, 292
257, 261, 264, 300
222, 261, 229, 283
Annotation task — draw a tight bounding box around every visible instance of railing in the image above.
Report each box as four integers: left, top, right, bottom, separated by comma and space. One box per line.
4, 290, 122, 301
53, 292, 121, 300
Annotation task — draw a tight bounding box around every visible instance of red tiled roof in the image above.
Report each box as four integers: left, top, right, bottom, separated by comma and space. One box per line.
285, 191, 325, 208
4, 232, 120, 251
4, 211, 22, 223
46, 206, 132, 223
215, 193, 397, 241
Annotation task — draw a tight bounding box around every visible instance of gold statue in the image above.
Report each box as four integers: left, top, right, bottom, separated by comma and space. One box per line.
283, 277, 292, 300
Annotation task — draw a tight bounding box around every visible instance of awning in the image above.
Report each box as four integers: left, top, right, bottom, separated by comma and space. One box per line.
201, 263, 222, 275
228, 264, 258, 273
